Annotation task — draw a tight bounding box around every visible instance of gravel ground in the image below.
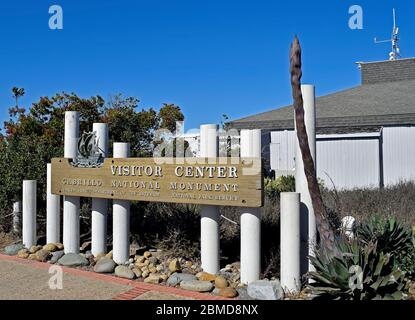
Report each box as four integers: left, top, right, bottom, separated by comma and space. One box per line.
0, 259, 131, 300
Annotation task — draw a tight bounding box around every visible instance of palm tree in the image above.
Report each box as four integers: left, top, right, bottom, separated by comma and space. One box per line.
289, 36, 336, 253
12, 87, 25, 107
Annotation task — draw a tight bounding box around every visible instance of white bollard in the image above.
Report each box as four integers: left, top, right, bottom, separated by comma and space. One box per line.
12, 201, 22, 234
200, 124, 220, 274
280, 192, 301, 293
23, 180, 37, 249
91, 123, 109, 256
240, 129, 262, 284
47, 163, 61, 244
63, 111, 80, 254
112, 143, 131, 264
295, 84, 317, 273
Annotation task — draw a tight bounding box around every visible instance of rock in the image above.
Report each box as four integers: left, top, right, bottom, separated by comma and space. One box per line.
43, 243, 58, 252
142, 270, 150, 278
80, 241, 91, 252
247, 280, 284, 301
143, 251, 152, 258
105, 250, 113, 259
94, 252, 106, 261
181, 280, 213, 292
218, 287, 238, 298
141, 266, 149, 273
167, 272, 197, 287
50, 251, 65, 264
144, 274, 161, 284
135, 255, 145, 264
160, 274, 169, 282
169, 259, 181, 273
128, 258, 134, 263
17, 249, 29, 259
129, 263, 135, 269
115, 266, 135, 279
58, 253, 89, 267
197, 272, 216, 282
214, 276, 229, 288
36, 249, 51, 262
29, 245, 41, 254
185, 261, 193, 268
55, 243, 64, 250
156, 265, 164, 272
236, 288, 253, 300
149, 266, 157, 274
94, 257, 116, 273
132, 268, 142, 278
148, 257, 158, 265
28, 253, 41, 261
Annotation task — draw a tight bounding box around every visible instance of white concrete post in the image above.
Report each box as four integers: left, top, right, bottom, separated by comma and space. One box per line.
12, 201, 22, 234
63, 111, 80, 254
295, 84, 317, 273
112, 143, 131, 264
91, 123, 109, 256
23, 180, 37, 249
200, 124, 220, 274
240, 129, 262, 284
280, 192, 301, 293
47, 163, 61, 244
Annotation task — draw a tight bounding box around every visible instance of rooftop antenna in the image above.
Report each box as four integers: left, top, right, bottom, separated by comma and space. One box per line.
374, 8, 401, 60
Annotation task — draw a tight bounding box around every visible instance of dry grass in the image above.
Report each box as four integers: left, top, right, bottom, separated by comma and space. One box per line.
322, 182, 415, 226
0, 232, 18, 250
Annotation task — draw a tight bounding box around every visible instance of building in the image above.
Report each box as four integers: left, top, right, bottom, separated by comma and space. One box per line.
229, 58, 415, 190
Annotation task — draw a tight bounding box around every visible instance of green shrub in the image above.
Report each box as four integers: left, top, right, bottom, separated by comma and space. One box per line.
264, 176, 295, 198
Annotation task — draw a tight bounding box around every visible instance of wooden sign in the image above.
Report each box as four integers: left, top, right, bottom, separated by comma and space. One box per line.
51, 158, 263, 207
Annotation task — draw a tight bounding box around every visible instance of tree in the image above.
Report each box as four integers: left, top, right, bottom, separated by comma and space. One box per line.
0, 91, 185, 230
289, 36, 335, 253
159, 104, 184, 133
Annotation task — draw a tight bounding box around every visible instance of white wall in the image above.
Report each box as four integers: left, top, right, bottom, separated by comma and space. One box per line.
270, 131, 382, 190
270, 131, 296, 172
316, 134, 380, 190
383, 127, 415, 186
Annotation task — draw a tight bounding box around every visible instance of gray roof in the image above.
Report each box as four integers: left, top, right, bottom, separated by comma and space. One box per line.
230, 59, 415, 134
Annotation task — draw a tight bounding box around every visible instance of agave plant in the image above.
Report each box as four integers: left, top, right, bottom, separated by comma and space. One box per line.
357, 217, 414, 274
308, 238, 409, 300
357, 217, 413, 255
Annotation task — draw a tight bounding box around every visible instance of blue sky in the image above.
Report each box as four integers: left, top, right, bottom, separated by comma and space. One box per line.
0, 0, 414, 131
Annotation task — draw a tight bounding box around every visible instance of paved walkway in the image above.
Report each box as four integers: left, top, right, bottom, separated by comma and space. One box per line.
0, 254, 230, 300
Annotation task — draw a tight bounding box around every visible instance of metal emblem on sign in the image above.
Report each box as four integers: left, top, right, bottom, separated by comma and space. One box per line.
71, 132, 104, 168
